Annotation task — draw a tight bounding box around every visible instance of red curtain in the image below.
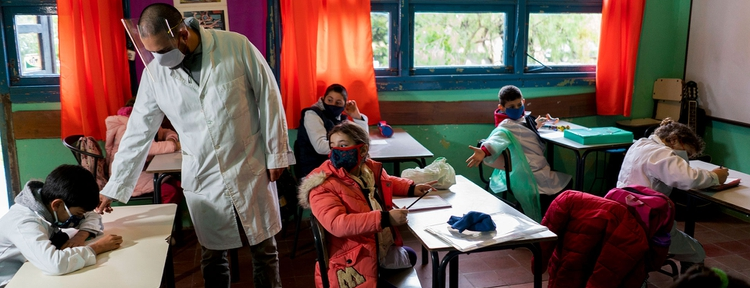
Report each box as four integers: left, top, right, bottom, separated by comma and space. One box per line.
280, 0, 381, 128
595, 0, 646, 116
58, 0, 131, 140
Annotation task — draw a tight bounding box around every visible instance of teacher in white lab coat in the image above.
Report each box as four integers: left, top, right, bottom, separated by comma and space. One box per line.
97, 4, 294, 288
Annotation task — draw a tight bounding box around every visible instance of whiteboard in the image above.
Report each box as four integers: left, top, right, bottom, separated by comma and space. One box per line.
685, 0, 750, 124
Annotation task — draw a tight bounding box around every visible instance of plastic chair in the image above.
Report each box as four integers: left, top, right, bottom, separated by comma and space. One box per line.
476, 140, 521, 211
62, 135, 159, 204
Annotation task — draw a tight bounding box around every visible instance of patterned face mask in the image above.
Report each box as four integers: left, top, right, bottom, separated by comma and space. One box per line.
330, 144, 364, 172
53, 203, 83, 229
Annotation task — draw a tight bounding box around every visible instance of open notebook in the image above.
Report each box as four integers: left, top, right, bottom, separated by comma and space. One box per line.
392, 195, 451, 211
706, 178, 741, 191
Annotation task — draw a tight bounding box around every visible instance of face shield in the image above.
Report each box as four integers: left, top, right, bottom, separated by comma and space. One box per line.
122, 18, 185, 81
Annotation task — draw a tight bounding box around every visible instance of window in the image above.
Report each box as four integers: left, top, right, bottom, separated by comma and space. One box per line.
371, 0, 602, 90
2, 6, 60, 86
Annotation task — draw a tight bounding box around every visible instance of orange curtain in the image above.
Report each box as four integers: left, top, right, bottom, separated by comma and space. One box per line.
280, 0, 381, 128
595, 0, 645, 116
58, 0, 131, 140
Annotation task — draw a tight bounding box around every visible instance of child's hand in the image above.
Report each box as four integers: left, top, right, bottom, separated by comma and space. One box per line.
168, 138, 181, 152
388, 209, 408, 226
712, 167, 729, 184
414, 181, 438, 196
465, 145, 486, 168
535, 115, 546, 129
345, 100, 362, 120
61, 231, 90, 249
89, 234, 123, 255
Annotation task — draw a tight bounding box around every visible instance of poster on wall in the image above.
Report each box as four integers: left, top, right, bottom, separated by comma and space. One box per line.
180, 9, 228, 30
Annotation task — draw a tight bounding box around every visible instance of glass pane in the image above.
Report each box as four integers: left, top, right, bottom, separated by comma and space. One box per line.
371, 12, 390, 69
15, 15, 60, 76
414, 12, 505, 67
527, 13, 601, 67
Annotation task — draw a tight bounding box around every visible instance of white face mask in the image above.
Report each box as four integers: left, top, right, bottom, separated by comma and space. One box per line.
152, 48, 185, 69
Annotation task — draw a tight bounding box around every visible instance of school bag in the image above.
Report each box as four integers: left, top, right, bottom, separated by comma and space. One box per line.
604, 185, 675, 271
77, 136, 109, 190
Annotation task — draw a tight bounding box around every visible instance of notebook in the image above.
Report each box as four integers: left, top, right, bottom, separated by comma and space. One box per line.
706, 178, 741, 191
392, 195, 451, 211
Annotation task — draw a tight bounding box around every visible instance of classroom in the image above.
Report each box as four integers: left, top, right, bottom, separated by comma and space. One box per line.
1, 0, 750, 287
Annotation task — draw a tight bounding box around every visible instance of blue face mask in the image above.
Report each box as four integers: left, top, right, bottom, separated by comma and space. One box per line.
53, 203, 83, 229
330, 144, 364, 172
504, 104, 525, 120
323, 103, 345, 118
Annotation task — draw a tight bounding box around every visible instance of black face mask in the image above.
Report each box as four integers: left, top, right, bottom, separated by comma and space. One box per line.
323, 103, 345, 118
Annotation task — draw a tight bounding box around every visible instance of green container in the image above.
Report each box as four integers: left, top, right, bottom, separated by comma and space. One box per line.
563, 127, 634, 145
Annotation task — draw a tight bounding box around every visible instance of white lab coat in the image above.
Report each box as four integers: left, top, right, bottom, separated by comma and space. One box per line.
485, 118, 571, 195
616, 134, 717, 263
0, 205, 100, 287
102, 25, 294, 249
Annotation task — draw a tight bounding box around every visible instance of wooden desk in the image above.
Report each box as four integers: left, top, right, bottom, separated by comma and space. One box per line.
405, 175, 557, 288
539, 121, 634, 191
144, 152, 182, 203
6, 204, 177, 288
369, 128, 434, 175
684, 160, 750, 237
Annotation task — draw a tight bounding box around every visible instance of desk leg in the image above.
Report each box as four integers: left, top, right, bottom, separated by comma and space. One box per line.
528, 244, 543, 288
153, 173, 169, 204
422, 245, 429, 265
419, 158, 427, 168
685, 194, 696, 237
546, 141, 555, 168
394, 162, 401, 176
437, 252, 460, 288
574, 150, 589, 191
431, 251, 441, 288
162, 243, 175, 288
449, 256, 459, 288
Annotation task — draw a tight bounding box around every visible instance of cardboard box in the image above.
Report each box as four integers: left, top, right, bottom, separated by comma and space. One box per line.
563, 127, 634, 145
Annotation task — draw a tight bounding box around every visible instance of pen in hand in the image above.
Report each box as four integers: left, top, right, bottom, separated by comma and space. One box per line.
406, 188, 433, 210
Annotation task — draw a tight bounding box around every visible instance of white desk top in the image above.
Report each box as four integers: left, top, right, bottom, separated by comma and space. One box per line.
538, 120, 633, 150
405, 175, 556, 251
368, 128, 434, 161
689, 160, 750, 214
6, 204, 177, 288
145, 152, 182, 174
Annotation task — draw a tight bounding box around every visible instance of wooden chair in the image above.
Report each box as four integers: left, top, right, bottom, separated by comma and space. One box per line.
62, 135, 159, 204
310, 216, 421, 288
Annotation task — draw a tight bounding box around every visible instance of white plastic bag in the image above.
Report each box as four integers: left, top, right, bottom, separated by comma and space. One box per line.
401, 157, 456, 189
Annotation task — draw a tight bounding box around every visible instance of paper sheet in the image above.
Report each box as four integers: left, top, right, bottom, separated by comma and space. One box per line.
371, 140, 388, 145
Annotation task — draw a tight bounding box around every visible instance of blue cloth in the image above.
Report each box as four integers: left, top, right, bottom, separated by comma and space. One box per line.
447, 211, 496, 233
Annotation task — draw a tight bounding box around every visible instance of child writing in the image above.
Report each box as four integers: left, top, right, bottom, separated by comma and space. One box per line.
466, 85, 571, 222
298, 122, 435, 288
295, 83, 369, 179
0, 165, 123, 287
616, 118, 729, 270
105, 97, 183, 204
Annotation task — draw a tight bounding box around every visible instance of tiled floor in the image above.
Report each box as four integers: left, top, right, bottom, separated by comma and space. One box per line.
169, 211, 750, 288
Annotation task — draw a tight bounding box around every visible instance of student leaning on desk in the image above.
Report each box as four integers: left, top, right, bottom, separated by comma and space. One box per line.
0, 165, 122, 287
617, 118, 729, 272
465, 85, 571, 222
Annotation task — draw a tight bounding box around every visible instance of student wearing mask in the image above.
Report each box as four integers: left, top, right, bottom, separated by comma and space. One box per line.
295, 83, 369, 179
466, 85, 571, 222
617, 118, 729, 271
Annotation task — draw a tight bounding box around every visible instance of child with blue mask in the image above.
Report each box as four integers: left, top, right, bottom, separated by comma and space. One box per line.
298, 122, 436, 287
294, 83, 370, 179
617, 117, 729, 269
0, 165, 122, 287
465, 85, 572, 222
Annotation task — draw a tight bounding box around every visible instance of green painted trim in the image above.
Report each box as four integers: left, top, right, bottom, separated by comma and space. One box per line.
11, 102, 60, 112
378, 86, 596, 102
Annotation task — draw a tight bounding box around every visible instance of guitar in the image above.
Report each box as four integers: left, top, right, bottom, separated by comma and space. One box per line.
681, 81, 699, 133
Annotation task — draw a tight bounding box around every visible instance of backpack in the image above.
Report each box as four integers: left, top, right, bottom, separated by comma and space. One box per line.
604, 185, 675, 271
77, 136, 109, 190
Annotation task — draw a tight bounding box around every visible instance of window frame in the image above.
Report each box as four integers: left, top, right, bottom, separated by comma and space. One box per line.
2, 5, 60, 87
371, 0, 603, 91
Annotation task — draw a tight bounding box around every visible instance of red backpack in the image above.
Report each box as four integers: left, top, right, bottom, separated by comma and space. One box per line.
604, 185, 675, 271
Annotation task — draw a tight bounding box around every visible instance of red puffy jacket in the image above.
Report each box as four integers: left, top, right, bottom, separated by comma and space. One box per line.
540, 191, 650, 288
298, 159, 414, 288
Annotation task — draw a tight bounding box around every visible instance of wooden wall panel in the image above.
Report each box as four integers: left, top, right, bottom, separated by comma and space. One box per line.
12, 110, 60, 139
380, 93, 596, 125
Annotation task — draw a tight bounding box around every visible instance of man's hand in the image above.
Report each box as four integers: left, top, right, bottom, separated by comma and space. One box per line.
345, 100, 362, 120
465, 145, 486, 168
414, 180, 438, 196
268, 168, 285, 182
95, 194, 113, 215
88, 234, 123, 255
61, 231, 90, 249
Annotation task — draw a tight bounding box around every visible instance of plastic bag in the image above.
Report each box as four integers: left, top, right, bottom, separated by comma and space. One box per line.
401, 157, 456, 189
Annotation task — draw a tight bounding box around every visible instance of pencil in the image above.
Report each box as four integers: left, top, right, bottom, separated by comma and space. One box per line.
406, 189, 432, 209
